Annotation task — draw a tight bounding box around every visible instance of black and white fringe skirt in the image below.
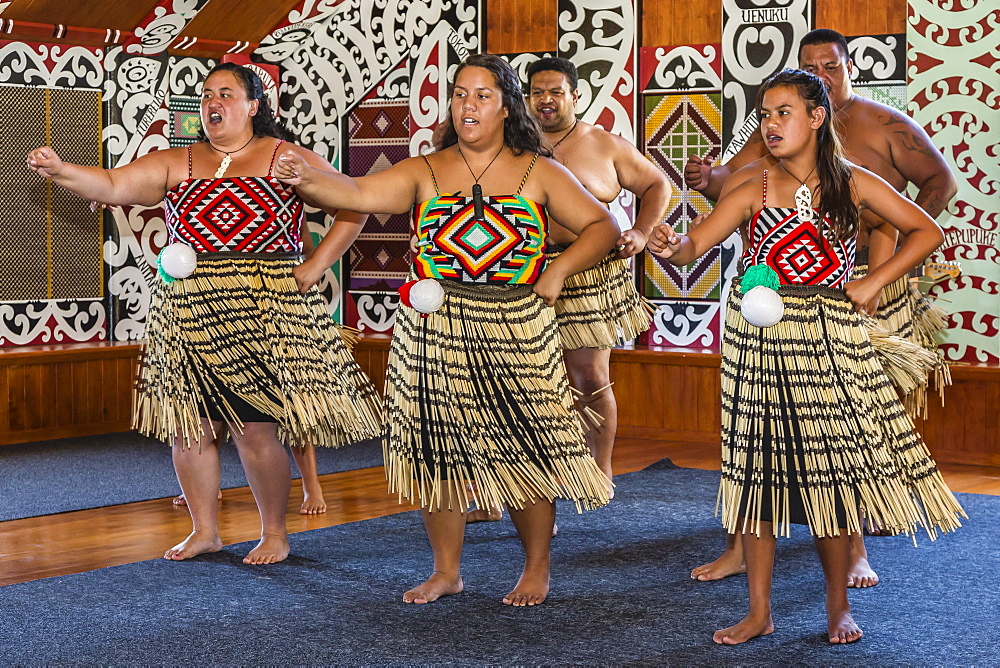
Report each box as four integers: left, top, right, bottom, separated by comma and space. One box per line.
384, 280, 611, 513
547, 246, 654, 350
719, 280, 965, 539
135, 253, 384, 448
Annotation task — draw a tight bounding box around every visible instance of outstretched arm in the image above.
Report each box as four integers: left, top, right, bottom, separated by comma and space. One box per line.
275, 150, 418, 216
612, 136, 672, 258
27, 147, 173, 206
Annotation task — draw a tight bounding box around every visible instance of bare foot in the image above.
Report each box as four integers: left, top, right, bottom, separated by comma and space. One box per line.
691, 549, 746, 581
828, 608, 863, 643
402, 571, 464, 604
552, 522, 558, 538
503, 563, 550, 607
847, 542, 879, 588
466, 508, 502, 523
713, 613, 774, 645
163, 530, 223, 561
172, 490, 222, 507
242, 533, 289, 565
299, 487, 327, 515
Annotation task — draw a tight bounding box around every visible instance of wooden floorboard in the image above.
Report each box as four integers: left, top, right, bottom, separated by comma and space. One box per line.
1, 438, 996, 587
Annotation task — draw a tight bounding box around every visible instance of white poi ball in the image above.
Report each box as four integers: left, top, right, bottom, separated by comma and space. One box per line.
741, 285, 784, 327
409, 278, 445, 314
159, 243, 198, 279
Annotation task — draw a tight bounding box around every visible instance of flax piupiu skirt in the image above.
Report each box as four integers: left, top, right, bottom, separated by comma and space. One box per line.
547, 245, 655, 350
853, 250, 950, 419
719, 280, 965, 539
134, 252, 384, 448
384, 280, 611, 513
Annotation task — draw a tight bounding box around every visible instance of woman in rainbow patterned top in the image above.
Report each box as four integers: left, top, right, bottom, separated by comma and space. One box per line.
649, 69, 965, 645
276, 54, 620, 607
27, 63, 383, 566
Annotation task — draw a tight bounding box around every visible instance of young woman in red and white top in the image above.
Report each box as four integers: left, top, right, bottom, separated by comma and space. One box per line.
649, 68, 964, 645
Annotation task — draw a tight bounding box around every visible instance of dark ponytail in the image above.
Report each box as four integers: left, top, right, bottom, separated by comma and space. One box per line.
202, 62, 293, 141
757, 68, 858, 241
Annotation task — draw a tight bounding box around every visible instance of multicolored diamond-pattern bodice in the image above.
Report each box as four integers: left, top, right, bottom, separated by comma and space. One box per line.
412, 194, 548, 284
164, 177, 303, 253
742, 207, 856, 288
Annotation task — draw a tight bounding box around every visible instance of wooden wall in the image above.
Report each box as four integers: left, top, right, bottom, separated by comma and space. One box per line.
486, 0, 907, 53
486, 0, 558, 53
920, 366, 1000, 468
0, 343, 139, 445
642, 0, 722, 48
612, 348, 721, 443
815, 0, 907, 36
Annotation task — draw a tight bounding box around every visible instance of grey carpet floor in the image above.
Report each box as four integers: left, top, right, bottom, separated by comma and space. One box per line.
0, 432, 383, 521
0, 459, 990, 666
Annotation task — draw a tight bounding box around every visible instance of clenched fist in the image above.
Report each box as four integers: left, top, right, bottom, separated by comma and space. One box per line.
684, 154, 714, 192
274, 150, 309, 185
27, 146, 63, 179
647, 224, 682, 259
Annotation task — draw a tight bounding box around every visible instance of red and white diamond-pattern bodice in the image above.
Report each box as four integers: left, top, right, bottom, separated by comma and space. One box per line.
742, 171, 855, 288
164, 176, 303, 253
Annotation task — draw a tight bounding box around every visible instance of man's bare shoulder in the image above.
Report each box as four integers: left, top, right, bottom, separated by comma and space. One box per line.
574, 121, 633, 151
851, 96, 919, 132
850, 96, 940, 156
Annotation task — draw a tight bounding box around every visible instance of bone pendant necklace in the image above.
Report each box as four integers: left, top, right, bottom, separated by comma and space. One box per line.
210, 135, 254, 179
782, 163, 817, 223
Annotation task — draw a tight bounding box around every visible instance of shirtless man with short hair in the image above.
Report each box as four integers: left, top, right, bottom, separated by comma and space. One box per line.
684, 28, 957, 588
528, 56, 671, 483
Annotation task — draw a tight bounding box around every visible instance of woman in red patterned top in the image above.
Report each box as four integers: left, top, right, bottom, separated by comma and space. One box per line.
649, 69, 964, 645
277, 54, 621, 608
27, 63, 383, 566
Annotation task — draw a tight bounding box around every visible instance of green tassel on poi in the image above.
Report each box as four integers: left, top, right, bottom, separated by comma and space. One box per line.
742, 264, 780, 291
156, 251, 176, 284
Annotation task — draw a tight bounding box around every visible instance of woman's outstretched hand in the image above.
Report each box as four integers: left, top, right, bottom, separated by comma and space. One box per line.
275, 150, 308, 185
27, 147, 64, 179
647, 223, 682, 259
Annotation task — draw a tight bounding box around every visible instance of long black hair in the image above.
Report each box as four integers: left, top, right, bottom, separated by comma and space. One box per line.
201, 62, 292, 141
434, 54, 550, 157
757, 68, 857, 240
